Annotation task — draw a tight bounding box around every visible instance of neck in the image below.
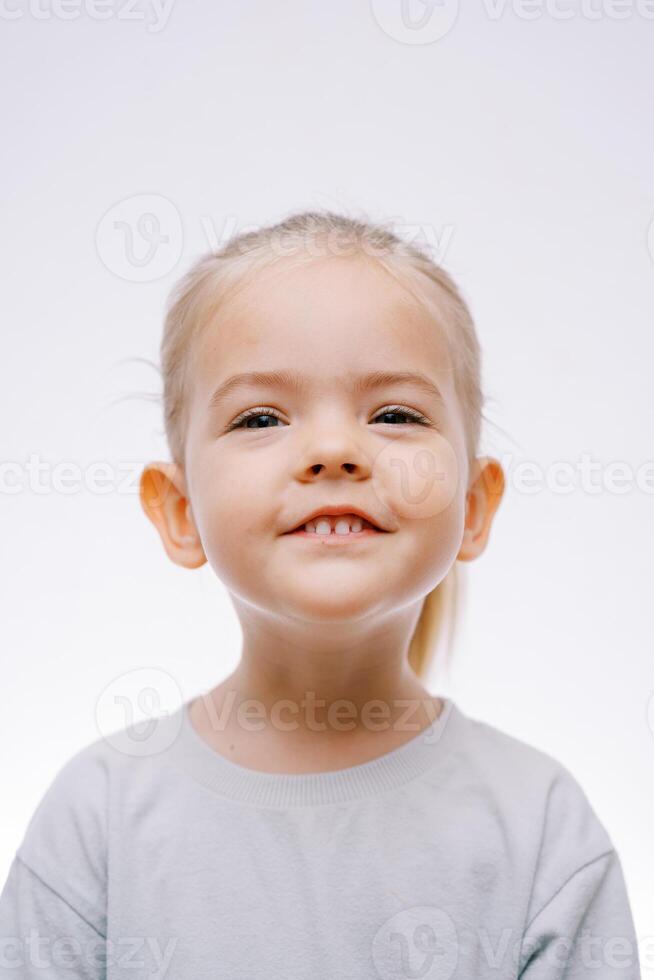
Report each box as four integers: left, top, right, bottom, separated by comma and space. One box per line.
190, 597, 443, 773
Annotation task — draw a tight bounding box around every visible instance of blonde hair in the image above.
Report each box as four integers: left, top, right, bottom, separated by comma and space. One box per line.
159, 209, 484, 684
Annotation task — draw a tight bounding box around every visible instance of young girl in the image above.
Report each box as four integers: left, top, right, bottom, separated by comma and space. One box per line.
0, 211, 640, 979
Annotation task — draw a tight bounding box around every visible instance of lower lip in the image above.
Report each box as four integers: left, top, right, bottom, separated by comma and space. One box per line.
284, 528, 384, 544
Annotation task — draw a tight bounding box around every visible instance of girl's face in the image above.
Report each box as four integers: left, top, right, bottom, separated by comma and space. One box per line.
182, 255, 470, 626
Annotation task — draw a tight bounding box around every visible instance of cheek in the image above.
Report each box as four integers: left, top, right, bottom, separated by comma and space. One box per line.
191, 450, 268, 528
196, 501, 265, 598
371, 432, 462, 525
187, 455, 268, 574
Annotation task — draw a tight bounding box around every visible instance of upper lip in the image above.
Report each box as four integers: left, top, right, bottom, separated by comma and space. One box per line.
284, 504, 390, 534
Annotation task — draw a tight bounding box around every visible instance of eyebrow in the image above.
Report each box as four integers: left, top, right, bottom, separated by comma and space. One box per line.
207, 369, 445, 412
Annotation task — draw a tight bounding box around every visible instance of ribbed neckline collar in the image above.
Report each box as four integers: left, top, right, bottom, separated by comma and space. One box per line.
165, 695, 459, 808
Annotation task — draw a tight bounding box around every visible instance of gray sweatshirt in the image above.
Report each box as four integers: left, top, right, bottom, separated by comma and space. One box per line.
0, 696, 641, 979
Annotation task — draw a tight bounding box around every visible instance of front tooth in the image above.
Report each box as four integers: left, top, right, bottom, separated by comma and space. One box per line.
305, 515, 365, 534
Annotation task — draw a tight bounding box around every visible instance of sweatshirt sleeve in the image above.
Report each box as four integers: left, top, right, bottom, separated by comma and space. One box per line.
0, 744, 108, 980
518, 846, 641, 979
0, 855, 105, 980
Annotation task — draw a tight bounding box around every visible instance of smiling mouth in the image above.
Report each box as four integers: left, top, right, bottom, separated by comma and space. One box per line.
284, 513, 389, 538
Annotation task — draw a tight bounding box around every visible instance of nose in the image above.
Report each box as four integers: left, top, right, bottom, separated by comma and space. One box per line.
292, 420, 373, 482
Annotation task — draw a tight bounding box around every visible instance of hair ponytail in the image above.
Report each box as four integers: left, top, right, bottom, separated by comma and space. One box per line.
407, 563, 465, 683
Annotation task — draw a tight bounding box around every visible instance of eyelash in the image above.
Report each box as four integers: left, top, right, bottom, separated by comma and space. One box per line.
226, 405, 432, 432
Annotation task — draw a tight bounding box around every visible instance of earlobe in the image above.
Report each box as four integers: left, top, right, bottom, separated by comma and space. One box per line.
139, 462, 207, 570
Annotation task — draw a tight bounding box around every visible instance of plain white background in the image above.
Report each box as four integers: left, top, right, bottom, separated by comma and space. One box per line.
1, 0, 653, 966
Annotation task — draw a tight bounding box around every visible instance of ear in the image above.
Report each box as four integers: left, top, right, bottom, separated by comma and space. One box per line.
457, 457, 505, 562
139, 462, 207, 569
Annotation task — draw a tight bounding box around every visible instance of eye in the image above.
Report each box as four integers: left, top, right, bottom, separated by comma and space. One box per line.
226, 407, 285, 431
371, 405, 432, 426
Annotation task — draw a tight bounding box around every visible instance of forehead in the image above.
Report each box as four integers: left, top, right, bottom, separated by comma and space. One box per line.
191, 256, 454, 390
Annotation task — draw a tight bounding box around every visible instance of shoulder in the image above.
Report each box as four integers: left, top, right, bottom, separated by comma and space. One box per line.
448, 703, 615, 898
14, 707, 182, 932
451, 703, 610, 817
15, 735, 113, 934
